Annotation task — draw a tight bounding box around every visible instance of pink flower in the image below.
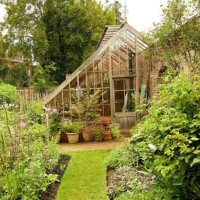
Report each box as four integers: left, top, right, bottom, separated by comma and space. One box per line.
19, 120, 26, 127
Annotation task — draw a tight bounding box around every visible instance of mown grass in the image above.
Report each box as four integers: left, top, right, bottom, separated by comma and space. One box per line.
56, 150, 110, 200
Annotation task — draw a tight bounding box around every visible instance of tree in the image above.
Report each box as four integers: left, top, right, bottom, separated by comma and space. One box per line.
43, 0, 120, 82
0, 34, 29, 87
0, 63, 29, 87
0, 0, 123, 86
30, 64, 56, 92
143, 0, 200, 73
0, 0, 49, 65
113, 0, 123, 24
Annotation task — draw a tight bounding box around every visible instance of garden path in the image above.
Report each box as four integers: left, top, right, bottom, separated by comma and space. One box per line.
59, 140, 124, 152
56, 150, 111, 200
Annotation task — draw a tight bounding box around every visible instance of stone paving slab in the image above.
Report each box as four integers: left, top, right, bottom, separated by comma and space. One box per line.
59, 140, 125, 152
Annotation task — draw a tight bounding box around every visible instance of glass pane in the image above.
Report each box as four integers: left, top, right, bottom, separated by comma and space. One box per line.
103, 89, 110, 103
114, 80, 124, 90
115, 91, 124, 112
104, 104, 111, 116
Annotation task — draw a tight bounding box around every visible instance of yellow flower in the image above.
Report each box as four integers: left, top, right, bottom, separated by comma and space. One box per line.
160, 4, 163, 7
163, 8, 168, 12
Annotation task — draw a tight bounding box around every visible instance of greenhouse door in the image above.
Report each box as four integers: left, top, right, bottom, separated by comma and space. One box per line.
113, 78, 136, 130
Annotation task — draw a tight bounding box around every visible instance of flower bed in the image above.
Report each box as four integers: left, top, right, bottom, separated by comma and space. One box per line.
0, 101, 61, 199
40, 155, 71, 200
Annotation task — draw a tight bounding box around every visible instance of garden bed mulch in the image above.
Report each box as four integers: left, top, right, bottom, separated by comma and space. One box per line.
40, 155, 71, 200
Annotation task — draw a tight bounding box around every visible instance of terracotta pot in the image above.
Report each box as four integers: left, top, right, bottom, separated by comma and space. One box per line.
101, 117, 111, 126
53, 132, 61, 143
66, 132, 79, 144
82, 130, 93, 142
103, 129, 112, 141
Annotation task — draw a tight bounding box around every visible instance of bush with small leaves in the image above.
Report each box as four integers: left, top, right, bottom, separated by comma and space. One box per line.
106, 146, 137, 169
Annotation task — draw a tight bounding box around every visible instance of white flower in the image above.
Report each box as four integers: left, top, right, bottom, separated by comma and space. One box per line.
152, 175, 157, 180
148, 144, 157, 151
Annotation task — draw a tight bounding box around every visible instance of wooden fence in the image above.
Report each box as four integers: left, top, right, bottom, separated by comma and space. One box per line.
16, 88, 54, 102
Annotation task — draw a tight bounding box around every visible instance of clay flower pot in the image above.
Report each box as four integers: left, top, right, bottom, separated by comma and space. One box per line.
103, 129, 112, 141
82, 130, 93, 142
66, 132, 79, 144
100, 117, 111, 126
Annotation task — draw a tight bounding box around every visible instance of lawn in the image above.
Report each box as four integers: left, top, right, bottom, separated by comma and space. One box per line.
56, 150, 110, 200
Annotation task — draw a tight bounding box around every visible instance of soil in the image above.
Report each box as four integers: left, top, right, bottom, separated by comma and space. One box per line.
106, 167, 116, 187
40, 155, 71, 200
106, 166, 157, 200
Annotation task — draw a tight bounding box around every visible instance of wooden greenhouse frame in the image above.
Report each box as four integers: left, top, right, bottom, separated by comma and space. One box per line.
44, 23, 148, 131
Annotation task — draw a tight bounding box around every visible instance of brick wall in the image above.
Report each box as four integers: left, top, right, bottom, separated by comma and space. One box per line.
140, 54, 166, 98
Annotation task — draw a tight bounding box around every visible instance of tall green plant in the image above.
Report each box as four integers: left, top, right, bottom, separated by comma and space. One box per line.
69, 88, 104, 121
30, 64, 56, 92
0, 83, 17, 104
0, 103, 60, 199
130, 73, 200, 197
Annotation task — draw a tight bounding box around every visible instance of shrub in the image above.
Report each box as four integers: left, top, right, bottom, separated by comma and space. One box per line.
91, 128, 104, 141
30, 64, 56, 93
68, 88, 104, 121
115, 186, 172, 200
130, 73, 200, 196
81, 89, 103, 121
48, 108, 62, 123
49, 122, 64, 136
0, 64, 28, 87
109, 122, 121, 139
29, 123, 49, 139
28, 101, 44, 124
106, 146, 136, 169
0, 83, 17, 104
0, 103, 60, 199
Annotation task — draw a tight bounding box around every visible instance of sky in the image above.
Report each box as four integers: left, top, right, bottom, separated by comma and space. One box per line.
101, 0, 168, 32
0, 0, 168, 32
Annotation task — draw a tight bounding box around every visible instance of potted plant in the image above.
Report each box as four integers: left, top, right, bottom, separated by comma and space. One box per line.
100, 116, 111, 126
91, 128, 104, 142
48, 108, 62, 123
49, 123, 63, 143
64, 122, 82, 144
109, 122, 123, 140
82, 126, 93, 142
69, 88, 104, 142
